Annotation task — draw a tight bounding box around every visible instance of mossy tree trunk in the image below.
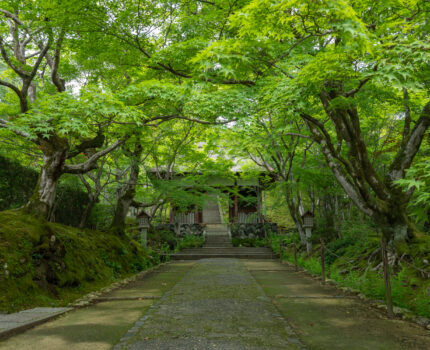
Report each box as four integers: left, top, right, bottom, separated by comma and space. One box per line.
25, 137, 69, 220
303, 93, 430, 244
24, 135, 123, 221
110, 143, 143, 234
77, 156, 109, 229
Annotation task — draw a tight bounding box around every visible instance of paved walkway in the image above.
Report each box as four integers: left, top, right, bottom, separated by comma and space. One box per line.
245, 260, 430, 350
114, 259, 303, 350
1, 259, 430, 350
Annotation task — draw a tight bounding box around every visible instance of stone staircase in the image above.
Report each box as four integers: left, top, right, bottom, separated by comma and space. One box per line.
204, 223, 232, 247
171, 246, 278, 260
202, 198, 223, 224
171, 223, 278, 260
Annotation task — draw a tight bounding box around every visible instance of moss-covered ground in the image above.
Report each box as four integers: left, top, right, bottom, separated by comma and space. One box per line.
0, 210, 165, 313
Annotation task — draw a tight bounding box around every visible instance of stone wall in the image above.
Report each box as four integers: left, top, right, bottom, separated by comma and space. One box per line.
155, 223, 205, 237
230, 223, 278, 239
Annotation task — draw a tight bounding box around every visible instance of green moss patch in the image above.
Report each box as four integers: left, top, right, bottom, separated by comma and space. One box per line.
0, 210, 158, 313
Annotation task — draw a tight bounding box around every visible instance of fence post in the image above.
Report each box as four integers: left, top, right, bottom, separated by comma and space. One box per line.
381, 237, 394, 318
320, 238, 325, 285
293, 241, 298, 271
279, 242, 283, 263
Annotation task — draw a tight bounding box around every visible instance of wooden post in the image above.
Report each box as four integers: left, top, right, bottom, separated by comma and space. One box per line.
320, 238, 325, 285
381, 237, 394, 318
293, 241, 298, 271
234, 193, 239, 223
263, 221, 269, 247
279, 242, 283, 263
169, 205, 174, 224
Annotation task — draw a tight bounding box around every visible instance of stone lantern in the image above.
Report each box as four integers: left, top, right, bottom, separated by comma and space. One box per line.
302, 211, 314, 254
137, 211, 150, 248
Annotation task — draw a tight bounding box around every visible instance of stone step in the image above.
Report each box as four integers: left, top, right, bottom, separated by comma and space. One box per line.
181, 248, 272, 253
204, 242, 232, 246
171, 246, 277, 259
205, 233, 230, 237
204, 239, 231, 242
171, 252, 278, 260
205, 236, 231, 241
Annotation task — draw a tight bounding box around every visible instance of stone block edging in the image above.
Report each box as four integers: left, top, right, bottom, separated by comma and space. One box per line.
68, 261, 170, 308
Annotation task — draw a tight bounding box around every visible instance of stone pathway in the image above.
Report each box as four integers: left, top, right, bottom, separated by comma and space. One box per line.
1, 259, 430, 350
245, 260, 430, 350
114, 259, 303, 350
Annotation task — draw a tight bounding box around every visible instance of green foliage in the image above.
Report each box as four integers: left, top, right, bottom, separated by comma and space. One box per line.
88, 203, 115, 231
396, 153, 430, 226
176, 234, 205, 250
232, 237, 267, 247
0, 155, 38, 210
54, 175, 90, 227
148, 229, 204, 252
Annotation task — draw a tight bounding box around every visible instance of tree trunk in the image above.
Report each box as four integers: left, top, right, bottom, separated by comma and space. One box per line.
24, 138, 68, 220
79, 197, 96, 229
373, 194, 415, 243
110, 144, 143, 233
285, 193, 306, 245
297, 221, 307, 245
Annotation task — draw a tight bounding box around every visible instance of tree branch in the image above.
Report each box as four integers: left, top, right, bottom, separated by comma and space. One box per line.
0, 118, 32, 139
63, 139, 125, 174
0, 36, 29, 77
143, 114, 236, 126
344, 77, 372, 97
0, 9, 23, 25
28, 38, 51, 82
302, 113, 374, 216
401, 87, 412, 148
67, 132, 105, 159
0, 79, 22, 98
387, 101, 430, 182
282, 132, 311, 139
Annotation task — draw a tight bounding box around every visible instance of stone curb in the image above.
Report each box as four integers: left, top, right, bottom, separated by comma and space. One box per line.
68, 261, 170, 308
0, 261, 170, 341
281, 260, 430, 331
0, 308, 72, 341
